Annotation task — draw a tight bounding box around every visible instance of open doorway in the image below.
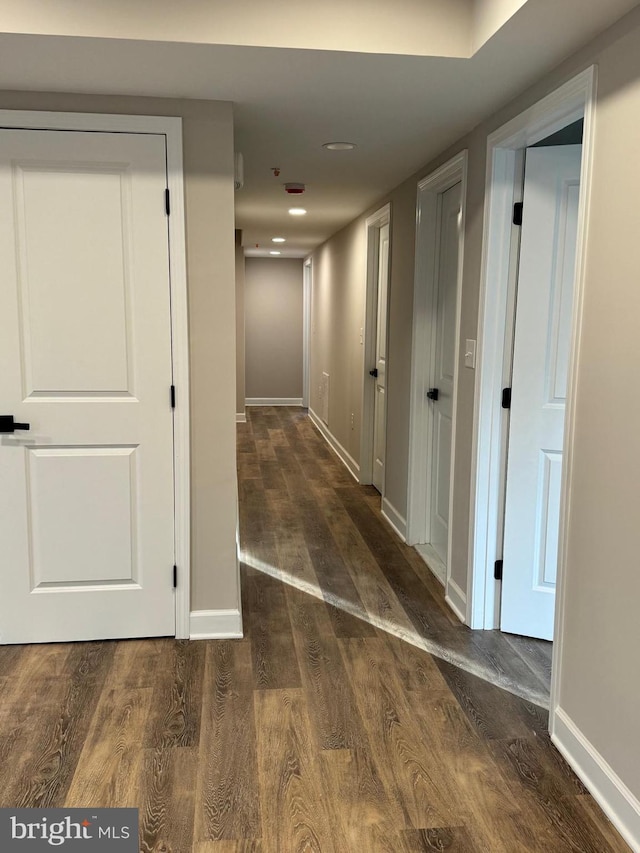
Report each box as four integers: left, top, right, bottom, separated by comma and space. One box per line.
469, 68, 596, 717
500, 122, 583, 641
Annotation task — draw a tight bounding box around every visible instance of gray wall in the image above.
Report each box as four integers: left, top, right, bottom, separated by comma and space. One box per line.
245, 257, 304, 401
235, 240, 246, 416
310, 4, 640, 805
0, 90, 239, 614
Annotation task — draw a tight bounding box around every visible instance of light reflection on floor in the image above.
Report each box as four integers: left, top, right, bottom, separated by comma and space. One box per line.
240, 550, 549, 709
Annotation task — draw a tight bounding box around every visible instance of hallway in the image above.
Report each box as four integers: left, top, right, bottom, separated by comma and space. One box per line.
237, 406, 628, 852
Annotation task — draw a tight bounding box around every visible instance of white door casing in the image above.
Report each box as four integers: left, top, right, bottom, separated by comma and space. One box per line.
468, 69, 595, 636
0, 125, 180, 644
500, 145, 582, 640
429, 182, 462, 565
372, 222, 390, 493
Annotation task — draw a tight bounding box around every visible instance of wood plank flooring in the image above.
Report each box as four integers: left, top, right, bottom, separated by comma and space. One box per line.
0, 405, 630, 852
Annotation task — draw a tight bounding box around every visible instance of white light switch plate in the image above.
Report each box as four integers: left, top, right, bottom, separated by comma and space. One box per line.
464, 339, 476, 369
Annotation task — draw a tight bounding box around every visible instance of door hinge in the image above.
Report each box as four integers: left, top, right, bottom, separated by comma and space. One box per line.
173, 565, 178, 588
513, 201, 523, 226
501, 387, 512, 409
165, 188, 171, 216
494, 559, 503, 581
170, 385, 176, 408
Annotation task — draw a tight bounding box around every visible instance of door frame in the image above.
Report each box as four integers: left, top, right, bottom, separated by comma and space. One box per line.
0, 109, 191, 639
406, 152, 467, 615
360, 203, 391, 486
302, 258, 312, 408
467, 67, 596, 677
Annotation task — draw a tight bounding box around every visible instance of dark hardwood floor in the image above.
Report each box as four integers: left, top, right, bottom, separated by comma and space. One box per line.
0, 405, 629, 852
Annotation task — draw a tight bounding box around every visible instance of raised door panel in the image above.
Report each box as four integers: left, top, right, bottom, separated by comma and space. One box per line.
15, 163, 133, 396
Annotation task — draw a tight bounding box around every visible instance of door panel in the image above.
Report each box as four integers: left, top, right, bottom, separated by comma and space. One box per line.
16, 164, 134, 394
501, 144, 582, 640
429, 182, 461, 565
27, 447, 138, 586
372, 222, 390, 493
0, 128, 175, 644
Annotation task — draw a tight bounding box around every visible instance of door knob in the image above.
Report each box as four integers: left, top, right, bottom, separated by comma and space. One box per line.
426, 388, 439, 401
369, 368, 378, 378
0, 415, 31, 433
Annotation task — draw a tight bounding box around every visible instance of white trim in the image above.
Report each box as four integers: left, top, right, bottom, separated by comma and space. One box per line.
415, 543, 446, 587
309, 407, 359, 481
445, 577, 467, 623
165, 119, 191, 642
245, 397, 303, 406
406, 152, 468, 628
190, 609, 243, 640
303, 259, 312, 408
0, 109, 191, 641
236, 413, 247, 423
381, 498, 407, 541
552, 709, 640, 853
468, 67, 596, 633
360, 203, 391, 486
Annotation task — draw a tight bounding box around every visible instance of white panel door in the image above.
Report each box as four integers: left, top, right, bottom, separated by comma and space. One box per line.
372, 223, 390, 493
429, 182, 461, 565
501, 145, 582, 640
0, 127, 176, 644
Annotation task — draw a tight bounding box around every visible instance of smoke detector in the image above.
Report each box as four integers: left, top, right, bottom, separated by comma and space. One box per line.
284, 182, 306, 195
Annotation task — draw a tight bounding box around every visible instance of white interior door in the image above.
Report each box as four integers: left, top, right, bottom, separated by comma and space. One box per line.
372, 222, 390, 493
428, 182, 461, 566
501, 144, 582, 640
0, 127, 176, 644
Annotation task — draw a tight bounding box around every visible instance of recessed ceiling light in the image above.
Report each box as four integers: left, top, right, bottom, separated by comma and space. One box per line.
272, 237, 286, 243
288, 207, 307, 216
322, 142, 357, 151
269, 250, 281, 255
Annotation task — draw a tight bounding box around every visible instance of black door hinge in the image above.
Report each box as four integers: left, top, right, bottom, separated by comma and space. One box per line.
513, 201, 523, 226
173, 565, 178, 588
165, 188, 171, 216
502, 387, 512, 409
494, 559, 503, 581
170, 385, 176, 408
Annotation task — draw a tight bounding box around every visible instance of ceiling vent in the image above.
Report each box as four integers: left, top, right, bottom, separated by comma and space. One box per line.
284, 182, 305, 194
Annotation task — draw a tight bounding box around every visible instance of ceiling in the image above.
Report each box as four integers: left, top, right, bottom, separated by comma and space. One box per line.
0, 0, 636, 258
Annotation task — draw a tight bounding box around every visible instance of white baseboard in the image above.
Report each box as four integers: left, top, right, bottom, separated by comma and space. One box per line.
381, 498, 407, 541
245, 397, 303, 406
552, 708, 640, 853
189, 609, 243, 640
308, 407, 359, 481
445, 577, 467, 623
236, 412, 247, 423
415, 543, 446, 587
